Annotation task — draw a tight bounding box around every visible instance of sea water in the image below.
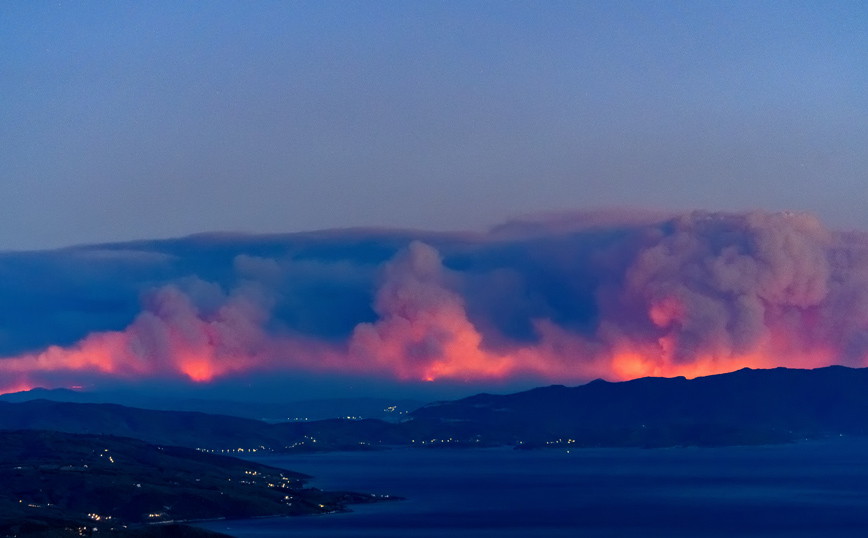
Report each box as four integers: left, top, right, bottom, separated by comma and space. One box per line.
196, 439, 868, 537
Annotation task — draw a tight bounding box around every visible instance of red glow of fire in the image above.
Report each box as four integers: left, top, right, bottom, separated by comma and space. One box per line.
0, 380, 34, 396
180, 359, 214, 383
0, 297, 858, 390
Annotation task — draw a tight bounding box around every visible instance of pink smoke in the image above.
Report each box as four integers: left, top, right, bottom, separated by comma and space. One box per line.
4, 210, 868, 394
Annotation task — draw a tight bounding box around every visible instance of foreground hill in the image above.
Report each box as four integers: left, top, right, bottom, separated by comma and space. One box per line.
3, 366, 868, 451
0, 430, 389, 537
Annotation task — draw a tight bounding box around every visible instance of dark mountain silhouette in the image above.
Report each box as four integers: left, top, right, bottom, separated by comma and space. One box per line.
408, 365, 868, 447
3, 366, 868, 451
0, 389, 422, 422
0, 400, 413, 452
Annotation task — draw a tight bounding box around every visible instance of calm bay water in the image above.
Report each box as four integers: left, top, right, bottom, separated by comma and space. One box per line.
196, 439, 868, 537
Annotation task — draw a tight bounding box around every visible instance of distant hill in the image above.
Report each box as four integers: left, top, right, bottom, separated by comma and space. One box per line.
0, 400, 415, 452
3, 366, 868, 451
0, 389, 423, 422
408, 365, 868, 448
0, 430, 393, 537
0, 387, 82, 403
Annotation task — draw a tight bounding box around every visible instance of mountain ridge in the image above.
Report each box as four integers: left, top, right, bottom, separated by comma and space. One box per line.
0, 389, 422, 422
2, 365, 867, 451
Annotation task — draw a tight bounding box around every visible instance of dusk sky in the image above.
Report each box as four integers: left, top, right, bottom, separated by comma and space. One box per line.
2, 2, 868, 399
2, 1, 867, 252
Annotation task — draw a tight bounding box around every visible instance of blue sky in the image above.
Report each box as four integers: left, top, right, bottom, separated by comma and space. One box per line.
2, 0, 867, 251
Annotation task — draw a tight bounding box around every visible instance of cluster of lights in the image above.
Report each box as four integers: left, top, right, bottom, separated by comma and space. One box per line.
195, 447, 264, 453
411, 437, 461, 444
544, 438, 577, 445
97, 449, 115, 464
283, 435, 319, 450
268, 475, 295, 488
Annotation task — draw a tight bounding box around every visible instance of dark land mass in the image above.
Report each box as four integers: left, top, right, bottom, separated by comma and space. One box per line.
410, 365, 868, 448
2, 366, 868, 453
0, 430, 392, 538
0, 391, 422, 423
0, 400, 407, 452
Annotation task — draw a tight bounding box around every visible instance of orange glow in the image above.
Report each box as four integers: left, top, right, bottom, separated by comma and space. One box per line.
0, 243, 863, 391
0, 313, 857, 390
0, 380, 34, 396
7, 211, 868, 393
180, 359, 215, 383
611, 351, 658, 380
0, 297, 857, 391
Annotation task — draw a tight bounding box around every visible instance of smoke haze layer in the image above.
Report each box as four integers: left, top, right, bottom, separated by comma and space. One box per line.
3, 210, 868, 393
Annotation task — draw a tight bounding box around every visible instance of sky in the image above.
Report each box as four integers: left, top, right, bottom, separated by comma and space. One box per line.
1, 0, 867, 252
2, 2, 868, 400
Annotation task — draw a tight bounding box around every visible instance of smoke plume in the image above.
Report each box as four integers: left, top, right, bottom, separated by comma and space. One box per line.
4, 210, 868, 392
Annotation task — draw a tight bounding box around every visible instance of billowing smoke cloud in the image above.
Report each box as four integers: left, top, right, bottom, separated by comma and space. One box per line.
0, 282, 273, 388
348, 241, 515, 381
4, 210, 868, 393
